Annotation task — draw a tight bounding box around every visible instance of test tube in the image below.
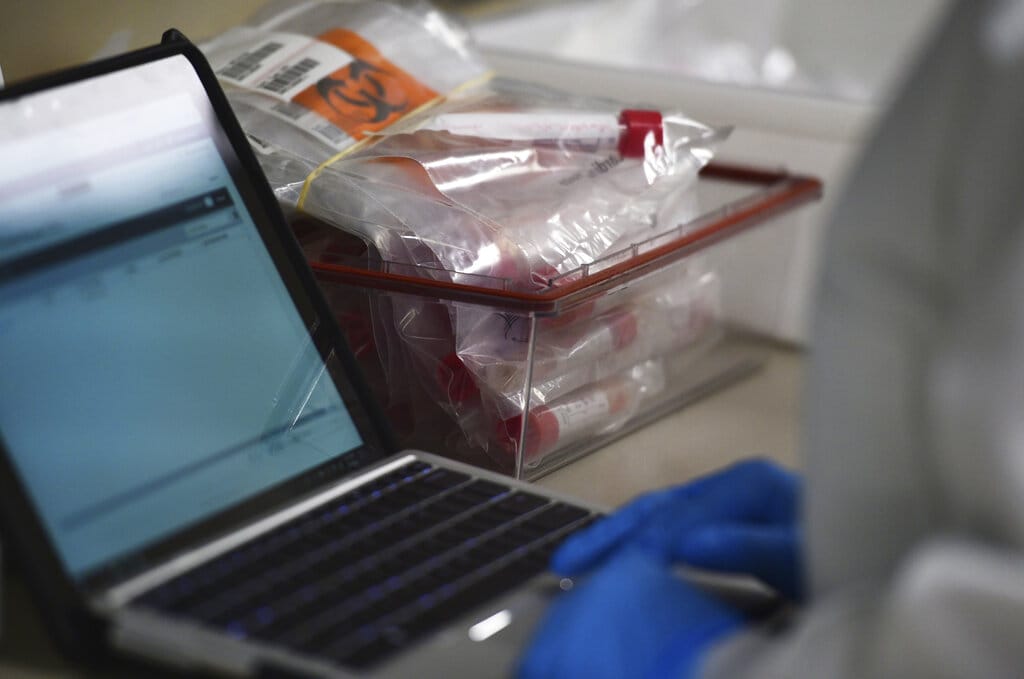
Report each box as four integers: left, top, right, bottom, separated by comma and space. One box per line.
418, 109, 665, 158
498, 361, 666, 463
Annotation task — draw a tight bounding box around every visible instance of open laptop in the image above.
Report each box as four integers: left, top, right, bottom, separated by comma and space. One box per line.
0, 31, 603, 678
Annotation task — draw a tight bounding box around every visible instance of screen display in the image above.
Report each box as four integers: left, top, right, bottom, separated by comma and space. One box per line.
0, 55, 363, 577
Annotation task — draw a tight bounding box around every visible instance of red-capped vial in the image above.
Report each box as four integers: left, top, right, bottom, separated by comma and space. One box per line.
498, 374, 641, 463
418, 109, 666, 159
618, 109, 665, 158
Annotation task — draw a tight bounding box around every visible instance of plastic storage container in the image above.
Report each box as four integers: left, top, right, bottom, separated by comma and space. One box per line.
465, 0, 947, 342
294, 163, 820, 479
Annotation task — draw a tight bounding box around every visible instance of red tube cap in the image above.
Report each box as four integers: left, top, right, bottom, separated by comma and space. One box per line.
619, 109, 664, 158
499, 409, 559, 461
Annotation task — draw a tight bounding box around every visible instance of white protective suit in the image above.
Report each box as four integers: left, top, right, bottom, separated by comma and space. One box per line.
704, 0, 1024, 676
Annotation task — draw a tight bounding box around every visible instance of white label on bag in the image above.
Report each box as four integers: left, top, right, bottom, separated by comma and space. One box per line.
207, 28, 308, 86
251, 40, 352, 101
206, 28, 354, 102
245, 98, 355, 152
203, 27, 357, 151
203, 25, 441, 153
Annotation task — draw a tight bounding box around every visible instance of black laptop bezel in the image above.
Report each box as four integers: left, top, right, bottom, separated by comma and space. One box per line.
0, 30, 398, 654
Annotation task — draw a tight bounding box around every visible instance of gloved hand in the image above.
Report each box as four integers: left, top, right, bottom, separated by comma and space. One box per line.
517, 548, 744, 679
553, 459, 805, 600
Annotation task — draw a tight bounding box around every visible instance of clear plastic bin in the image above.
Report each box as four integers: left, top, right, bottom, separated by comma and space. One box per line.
294, 163, 820, 479
464, 0, 946, 343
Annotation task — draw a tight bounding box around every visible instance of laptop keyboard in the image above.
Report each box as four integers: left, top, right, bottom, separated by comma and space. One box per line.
136, 460, 596, 669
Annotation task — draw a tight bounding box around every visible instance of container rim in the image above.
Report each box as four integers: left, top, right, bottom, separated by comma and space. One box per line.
307, 162, 822, 314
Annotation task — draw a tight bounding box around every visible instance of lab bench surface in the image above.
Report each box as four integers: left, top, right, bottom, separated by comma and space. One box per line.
0, 345, 804, 678
537, 343, 803, 507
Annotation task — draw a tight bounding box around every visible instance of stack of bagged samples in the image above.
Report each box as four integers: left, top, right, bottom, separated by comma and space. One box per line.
200, 0, 817, 477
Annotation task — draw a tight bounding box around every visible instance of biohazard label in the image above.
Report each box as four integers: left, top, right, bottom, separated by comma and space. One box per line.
204, 27, 439, 152
293, 29, 439, 140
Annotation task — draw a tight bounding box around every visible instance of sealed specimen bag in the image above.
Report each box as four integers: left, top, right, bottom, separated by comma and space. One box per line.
202, 0, 729, 471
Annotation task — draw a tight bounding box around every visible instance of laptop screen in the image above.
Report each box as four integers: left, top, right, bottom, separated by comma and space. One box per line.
0, 55, 364, 578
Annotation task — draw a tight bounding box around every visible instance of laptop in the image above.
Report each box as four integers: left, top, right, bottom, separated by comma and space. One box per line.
0, 30, 603, 678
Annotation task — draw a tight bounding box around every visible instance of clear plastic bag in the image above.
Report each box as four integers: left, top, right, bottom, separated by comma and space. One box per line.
201, 0, 489, 201
437, 262, 721, 466
450, 263, 720, 413
205, 1, 730, 468
202, 3, 727, 288
304, 76, 728, 289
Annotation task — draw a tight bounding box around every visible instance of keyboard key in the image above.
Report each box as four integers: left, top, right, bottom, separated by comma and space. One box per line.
400, 460, 432, 473
461, 479, 509, 499
420, 469, 470, 489
521, 503, 591, 531
491, 492, 549, 517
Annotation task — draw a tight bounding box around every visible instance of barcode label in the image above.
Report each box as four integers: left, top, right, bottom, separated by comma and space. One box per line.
259, 57, 320, 95
204, 28, 350, 100
257, 99, 354, 151
272, 100, 308, 121
217, 41, 283, 82
203, 27, 368, 153
313, 123, 350, 146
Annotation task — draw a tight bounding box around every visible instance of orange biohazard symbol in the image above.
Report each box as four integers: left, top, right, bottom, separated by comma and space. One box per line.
291, 29, 439, 140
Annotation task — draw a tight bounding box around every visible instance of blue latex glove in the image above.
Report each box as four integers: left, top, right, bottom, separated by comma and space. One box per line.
554, 459, 804, 600
517, 548, 744, 679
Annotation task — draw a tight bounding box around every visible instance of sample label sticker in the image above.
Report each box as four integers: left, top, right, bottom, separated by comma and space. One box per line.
552, 392, 611, 432
210, 28, 348, 99
205, 26, 438, 151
